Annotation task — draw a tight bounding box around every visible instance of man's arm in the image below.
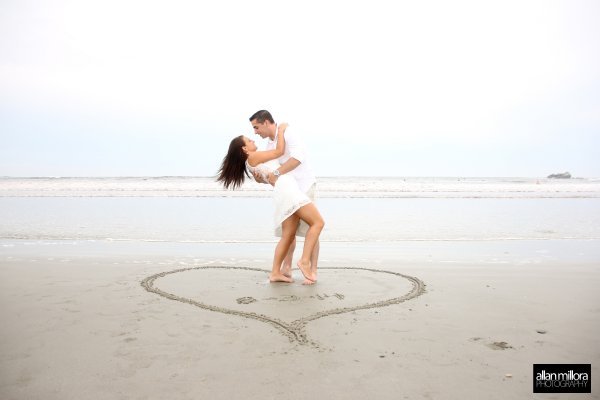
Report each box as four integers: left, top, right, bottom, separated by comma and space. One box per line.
267, 128, 306, 184
278, 158, 301, 175
267, 157, 301, 185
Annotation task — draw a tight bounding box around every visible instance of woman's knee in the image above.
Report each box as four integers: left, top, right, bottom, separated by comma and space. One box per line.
299, 205, 324, 228
318, 218, 325, 230
313, 216, 325, 231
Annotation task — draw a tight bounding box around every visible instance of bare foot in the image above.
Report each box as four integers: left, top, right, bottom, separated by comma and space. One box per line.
269, 273, 293, 283
280, 263, 292, 278
297, 260, 316, 282
302, 278, 316, 285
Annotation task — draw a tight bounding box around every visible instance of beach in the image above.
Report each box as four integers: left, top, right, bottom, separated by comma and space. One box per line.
1, 177, 599, 399
3, 0, 600, 396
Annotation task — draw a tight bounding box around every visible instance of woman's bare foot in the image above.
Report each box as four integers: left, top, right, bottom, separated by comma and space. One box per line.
269, 273, 293, 283
280, 263, 292, 278
297, 260, 316, 282
302, 277, 316, 285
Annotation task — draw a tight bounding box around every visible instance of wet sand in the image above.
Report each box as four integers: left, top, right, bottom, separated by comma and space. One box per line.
1, 240, 599, 399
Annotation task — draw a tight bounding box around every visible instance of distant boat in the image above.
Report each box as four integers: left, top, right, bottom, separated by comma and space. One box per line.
547, 172, 571, 179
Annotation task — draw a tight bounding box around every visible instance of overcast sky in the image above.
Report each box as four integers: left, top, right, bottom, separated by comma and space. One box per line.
1, 0, 599, 177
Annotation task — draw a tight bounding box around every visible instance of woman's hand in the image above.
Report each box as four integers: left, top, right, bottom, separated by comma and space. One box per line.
277, 122, 288, 138
267, 172, 278, 186
252, 170, 267, 184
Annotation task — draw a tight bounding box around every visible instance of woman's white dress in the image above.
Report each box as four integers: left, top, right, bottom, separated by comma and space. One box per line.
246, 160, 312, 236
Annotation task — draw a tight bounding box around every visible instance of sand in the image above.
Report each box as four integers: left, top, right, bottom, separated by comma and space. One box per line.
141, 265, 426, 345
1, 240, 599, 399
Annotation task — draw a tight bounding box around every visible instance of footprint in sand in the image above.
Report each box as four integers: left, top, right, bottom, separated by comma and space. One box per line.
487, 341, 513, 350
470, 337, 513, 350
236, 297, 257, 305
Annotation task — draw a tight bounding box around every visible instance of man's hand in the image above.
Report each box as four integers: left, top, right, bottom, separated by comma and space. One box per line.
253, 170, 268, 184
267, 172, 278, 186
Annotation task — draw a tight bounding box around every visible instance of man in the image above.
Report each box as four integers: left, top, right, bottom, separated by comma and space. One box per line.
249, 110, 319, 284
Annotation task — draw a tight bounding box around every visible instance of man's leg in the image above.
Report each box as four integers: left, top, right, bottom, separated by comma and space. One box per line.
280, 235, 297, 278
270, 216, 299, 283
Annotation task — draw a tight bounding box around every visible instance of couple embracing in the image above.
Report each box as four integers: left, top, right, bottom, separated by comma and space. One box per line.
217, 110, 325, 285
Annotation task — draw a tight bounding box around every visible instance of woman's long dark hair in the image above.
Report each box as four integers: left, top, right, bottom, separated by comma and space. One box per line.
216, 135, 250, 190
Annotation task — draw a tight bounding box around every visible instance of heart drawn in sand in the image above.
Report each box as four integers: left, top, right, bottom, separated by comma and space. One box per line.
140, 266, 426, 345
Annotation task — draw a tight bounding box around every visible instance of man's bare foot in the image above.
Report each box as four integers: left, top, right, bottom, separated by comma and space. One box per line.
269, 273, 293, 283
280, 263, 292, 278
297, 260, 316, 282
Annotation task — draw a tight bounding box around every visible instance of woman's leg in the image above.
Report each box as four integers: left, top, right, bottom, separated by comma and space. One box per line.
293, 203, 325, 282
270, 215, 300, 283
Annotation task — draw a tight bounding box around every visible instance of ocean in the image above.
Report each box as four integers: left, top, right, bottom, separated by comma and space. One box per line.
1, 176, 599, 245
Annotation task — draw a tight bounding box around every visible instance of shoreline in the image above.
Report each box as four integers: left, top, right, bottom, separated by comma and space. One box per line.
2, 237, 599, 264
2, 176, 599, 199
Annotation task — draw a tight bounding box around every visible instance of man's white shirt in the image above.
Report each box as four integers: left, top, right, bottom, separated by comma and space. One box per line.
266, 124, 316, 193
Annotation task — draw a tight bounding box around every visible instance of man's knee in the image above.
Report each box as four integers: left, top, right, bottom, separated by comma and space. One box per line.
282, 231, 295, 241
281, 226, 296, 241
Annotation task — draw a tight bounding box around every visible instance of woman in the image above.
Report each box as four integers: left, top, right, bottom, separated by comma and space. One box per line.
216, 124, 324, 284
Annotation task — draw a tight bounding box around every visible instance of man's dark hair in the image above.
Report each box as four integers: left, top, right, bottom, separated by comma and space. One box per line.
249, 110, 275, 124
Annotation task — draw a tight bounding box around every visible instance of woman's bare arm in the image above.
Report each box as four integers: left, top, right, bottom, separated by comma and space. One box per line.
247, 123, 288, 166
